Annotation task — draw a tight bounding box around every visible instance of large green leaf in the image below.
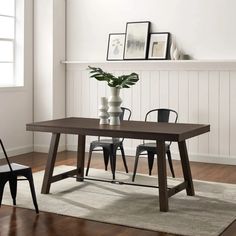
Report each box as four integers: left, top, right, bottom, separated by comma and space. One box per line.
88, 66, 139, 88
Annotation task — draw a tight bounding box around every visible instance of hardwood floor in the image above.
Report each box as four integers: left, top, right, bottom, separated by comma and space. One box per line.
1, 151, 236, 236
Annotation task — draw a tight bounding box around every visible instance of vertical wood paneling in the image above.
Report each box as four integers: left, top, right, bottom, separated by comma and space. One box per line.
121, 70, 133, 152
178, 71, 190, 152
138, 71, 151, 149
168, 71, 179, 153
209, 71, 219, 155
66, 65, 236, 163
219, 72, 230, 156
72, 70, 82, 146
230, 72, 236, 156
66, 70, 74, 147
169, 71, 179, 112
97, 77, 106, 112
131, 70, 142, 148
66, 70, 74, 116
81, 70, 90, 117
149, 71, 160, 110
89, 77, 98, 118
178, 71, 189, 123
188, 71, 199, 154
74, 71, 82, 116
81, 71, 91, 147
159, 71, 169, 108
198, 71, 209, 154
140, 71, 151, 120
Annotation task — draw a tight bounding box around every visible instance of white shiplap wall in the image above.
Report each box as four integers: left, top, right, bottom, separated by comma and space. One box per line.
65, 61, 236, 165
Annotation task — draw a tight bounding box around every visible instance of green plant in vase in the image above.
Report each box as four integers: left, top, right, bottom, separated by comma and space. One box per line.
88, 66, 139, 88
88, 66, 139, 125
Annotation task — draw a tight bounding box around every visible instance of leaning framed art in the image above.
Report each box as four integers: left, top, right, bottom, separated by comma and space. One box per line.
148, 32, 170, 60
123, 21, 150, 60
106, 33, 125, 61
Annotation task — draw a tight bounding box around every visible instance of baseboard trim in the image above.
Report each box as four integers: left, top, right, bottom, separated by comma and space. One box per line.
66, 144, 236, 165
172, 153, 236, 165
33, 145, 66, 153
5, 143, 234, 166
0, 146, 34, 159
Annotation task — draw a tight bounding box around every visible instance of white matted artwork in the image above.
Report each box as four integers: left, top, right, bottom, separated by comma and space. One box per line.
148, 33, 170, 59
124, 21, 150, 60
107, 33, 125, 61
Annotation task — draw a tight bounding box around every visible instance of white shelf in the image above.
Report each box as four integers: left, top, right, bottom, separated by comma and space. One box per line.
61, 60, 236, 71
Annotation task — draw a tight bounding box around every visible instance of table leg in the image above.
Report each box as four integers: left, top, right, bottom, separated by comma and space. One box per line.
41, 133, 60, 194
157, 140, 169, 212
178, 140, 195, 196
77, 134, 86, 181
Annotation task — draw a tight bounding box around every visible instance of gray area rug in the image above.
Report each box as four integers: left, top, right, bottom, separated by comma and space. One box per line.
2, 165, 236, 236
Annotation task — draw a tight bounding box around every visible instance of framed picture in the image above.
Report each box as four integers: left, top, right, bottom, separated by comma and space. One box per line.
123, 21, 150, 60
148, 33, 170, 60
107, 33, 125, 61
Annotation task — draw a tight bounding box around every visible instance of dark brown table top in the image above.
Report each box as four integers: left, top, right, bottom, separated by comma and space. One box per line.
26, 117, 210, 142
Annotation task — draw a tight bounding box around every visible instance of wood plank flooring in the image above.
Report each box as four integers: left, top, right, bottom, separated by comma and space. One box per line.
0, 151, 236, 236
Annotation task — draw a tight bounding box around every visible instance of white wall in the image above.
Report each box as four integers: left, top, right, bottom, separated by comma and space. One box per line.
66, 61, 236, 165
34, 0, 66, 152
67, 0, 236, 60
0, 0, 33, 157
65, 0, 236, 165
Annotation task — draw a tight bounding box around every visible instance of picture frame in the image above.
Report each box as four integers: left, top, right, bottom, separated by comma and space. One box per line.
106, 33, 125, 61
123, 21, 150, 60
148, 32, 170, 60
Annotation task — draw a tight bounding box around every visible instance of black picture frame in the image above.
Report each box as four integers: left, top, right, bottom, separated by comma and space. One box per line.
123, 21, 150, 60
148, 32, 170, 60
106, 33, 125, 61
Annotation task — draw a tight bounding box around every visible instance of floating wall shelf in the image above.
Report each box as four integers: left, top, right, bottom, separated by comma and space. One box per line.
61, 60, 236, 71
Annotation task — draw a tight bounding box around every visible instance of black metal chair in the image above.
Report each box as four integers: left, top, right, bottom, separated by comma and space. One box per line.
0, 139, 39, 213
132, 108, 178, 182
86, 107, 131, 180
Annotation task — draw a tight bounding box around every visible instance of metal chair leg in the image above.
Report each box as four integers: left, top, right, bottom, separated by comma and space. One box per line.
109, 145, 116, 180
22, 170, 39, 214
147, 152, 155, 176
27, 171, 39, 214
132, 146, 143, 182
0, 178, 8, 207
9, 176, 17, 205
103, 147, 110, 171
86, 143, 94, 176
120, 144, 128, 173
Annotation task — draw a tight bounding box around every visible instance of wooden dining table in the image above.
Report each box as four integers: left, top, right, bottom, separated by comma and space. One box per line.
26, 117, 210, 212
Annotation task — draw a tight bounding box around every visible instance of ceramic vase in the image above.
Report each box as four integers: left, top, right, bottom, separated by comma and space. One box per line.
170, 40, 176, 60
170, 39, 181, 60
108, 87, 122, 125
98, 97, 109, 125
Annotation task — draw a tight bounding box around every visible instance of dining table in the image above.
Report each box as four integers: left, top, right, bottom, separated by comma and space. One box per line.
26, 117, 210, 212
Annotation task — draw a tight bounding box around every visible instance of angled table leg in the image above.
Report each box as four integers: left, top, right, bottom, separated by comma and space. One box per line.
156, 140, 169, 212
77, 134, 86, 181
41, 133, 60, 194
178, 140, 195, 196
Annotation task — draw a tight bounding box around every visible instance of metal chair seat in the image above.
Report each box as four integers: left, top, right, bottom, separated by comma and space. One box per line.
86, 107, 131, 180
136, 142, 169, 151
0, 140, 39, 214
132, 108, 178, 182
91, 138, 122, 145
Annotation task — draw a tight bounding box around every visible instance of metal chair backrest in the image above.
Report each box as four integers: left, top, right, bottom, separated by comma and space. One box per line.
145, 108, 178, 123
0, 139, 13, 172
144, 108, 178, 145
118, 107, 131, 142
120, 107, 132, 122
98, 107, 131, 142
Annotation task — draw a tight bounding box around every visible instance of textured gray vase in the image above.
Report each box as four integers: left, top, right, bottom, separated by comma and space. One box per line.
108, 87, 122, 125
